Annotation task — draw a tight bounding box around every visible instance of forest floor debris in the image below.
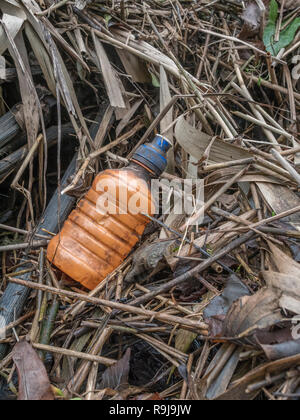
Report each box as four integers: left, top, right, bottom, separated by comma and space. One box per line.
0, 0, 300, 401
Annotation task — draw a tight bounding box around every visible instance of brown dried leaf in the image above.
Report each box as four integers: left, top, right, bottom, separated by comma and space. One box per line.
262, 271, 300, 315
267, 241, 300, 276
117, 48, 151, 84
257, 183, 300, 230
13, 341, 54, 401
204, 274, 250, 319
216, 354, 300, 400
223, 288, 283, 338
125, 241, 174, 284
100, 348, 131, 391
175, 117, 252, 163
93, 33, 126, 110
260, 242, 300, 314
0, 1, 26, 56
160, 65, 174, 174
261, 339, 300, 361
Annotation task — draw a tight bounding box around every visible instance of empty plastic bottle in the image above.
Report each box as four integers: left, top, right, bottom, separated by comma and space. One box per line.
47, 135, 172, 290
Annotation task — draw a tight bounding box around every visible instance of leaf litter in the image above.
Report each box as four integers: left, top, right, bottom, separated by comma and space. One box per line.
0, 0, 299, 401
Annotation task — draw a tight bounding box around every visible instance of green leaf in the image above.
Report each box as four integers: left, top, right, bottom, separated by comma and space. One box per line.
257, 77, 262, 87
150, 72, 160, 88
275, 18, 300, 53
263, 0, 278, 53
104, 14, 112, 26
269, 0, 279, 24
52, 386, 65, 398
263, 0, 300, 55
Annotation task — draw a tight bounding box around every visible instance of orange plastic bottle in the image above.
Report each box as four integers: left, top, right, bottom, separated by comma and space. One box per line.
47, 135, 172, 290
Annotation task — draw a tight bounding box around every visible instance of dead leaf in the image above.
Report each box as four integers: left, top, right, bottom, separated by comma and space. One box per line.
257, 183, 300, 231
223, 288, 283, 338
267, 241, 300, 276
175, 116, 252, 164
13, 341, 54, 400
117, 49, 151, 84
261, 339, 300, 361
100, 348, 131, 391
204, 274, 250, 319
160, 65, 174, 174
262, 271, 300, 315
206, 346, 241, 400
216, 354, 300, 400
0, 1, 26, 56
92, 32, 126, 111
125, 241, 174, 284
260, 242, 300, 314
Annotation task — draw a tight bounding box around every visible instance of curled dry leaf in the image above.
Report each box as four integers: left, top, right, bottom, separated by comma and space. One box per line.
217, 354, 300, 400
263, 271, 300, 315
0, 1, 26, 56
261, 339, 300, 361
124, 240, 175, 283
267, 241, 300, 276
100, 348, 131, 392
262, 241, 300, 314
174, 116, 251, 164
223, 288, 283, 338
204, 274, 250, 319
204, 275, 251, 338
218, 241, 300, 344
12, 341, 54, 401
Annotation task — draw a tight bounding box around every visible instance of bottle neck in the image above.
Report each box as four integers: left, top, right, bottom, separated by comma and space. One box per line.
126, 161, 155, 183
130, 159, 156, 176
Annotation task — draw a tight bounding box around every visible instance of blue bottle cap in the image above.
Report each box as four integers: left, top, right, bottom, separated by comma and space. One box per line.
131, 135, 173, 177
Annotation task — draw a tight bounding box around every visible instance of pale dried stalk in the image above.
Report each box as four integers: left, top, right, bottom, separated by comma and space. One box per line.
33, 342, 115, 366
181, 165, 249, 230
232, 111, 293, 141
67, 327, 113, 396
9, 278, 209, 333
271, 149, 300, 186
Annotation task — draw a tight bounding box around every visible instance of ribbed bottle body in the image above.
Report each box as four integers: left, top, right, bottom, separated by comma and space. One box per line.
47, 168, 155, 290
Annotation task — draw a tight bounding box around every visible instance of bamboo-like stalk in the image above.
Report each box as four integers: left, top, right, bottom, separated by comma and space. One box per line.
181, 165, 249, 230
8, 278, 209, 333
271, 149, 300, 186
33, 343, 116, 366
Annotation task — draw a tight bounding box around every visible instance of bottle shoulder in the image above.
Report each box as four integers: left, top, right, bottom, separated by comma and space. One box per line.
91, 167, 156, 215
93, 167, 152, 188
